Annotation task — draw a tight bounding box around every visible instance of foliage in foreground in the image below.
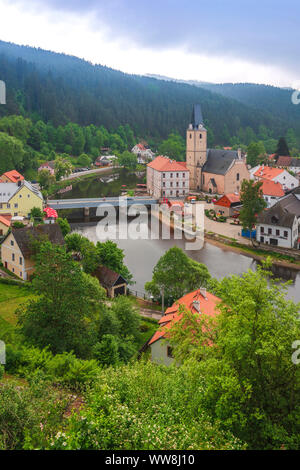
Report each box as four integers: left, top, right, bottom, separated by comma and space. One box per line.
46, 361, 245, 451
168, 263, 300, 449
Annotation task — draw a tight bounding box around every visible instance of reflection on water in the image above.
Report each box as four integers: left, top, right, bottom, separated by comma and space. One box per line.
71, 221, 300, 303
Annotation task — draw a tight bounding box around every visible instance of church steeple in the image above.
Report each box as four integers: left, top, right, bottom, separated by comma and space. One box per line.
186, 104, 207, 190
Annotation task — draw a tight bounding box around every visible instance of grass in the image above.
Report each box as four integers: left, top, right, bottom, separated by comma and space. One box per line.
229, 241, 299, 264
0, 284, 35, 325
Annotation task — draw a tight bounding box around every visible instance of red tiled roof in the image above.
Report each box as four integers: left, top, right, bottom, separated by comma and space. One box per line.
276, 156, 292, 167
147, 155, 188, 172
2, 170, 24, 183
137, 143, 146, 150
0, 215, 11, 227
254, 166, 284, 180
43, 207, 58, 218
260, 178, 284, 197
215, 193, 240, 207
148, 289, 221, 346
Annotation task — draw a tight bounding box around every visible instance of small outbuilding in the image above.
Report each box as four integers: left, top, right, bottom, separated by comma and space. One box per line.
214, 193, 241, 217
93, 265, 128, 298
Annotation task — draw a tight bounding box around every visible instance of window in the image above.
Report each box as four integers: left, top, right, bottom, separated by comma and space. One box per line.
20, 272, 22, 277
7, 203, 10, 208
183, 173, 185, 178
183, 190, 185, 195
14, 203, 18, 208
268, 228, 272, 235
167, 346, 174, 358
19, 257, 22, 265
28, 194, 30, 198
170, 182, 173, 187
163, 182, 165, 187
176, 173, 179, 178
10, 240, 14, 246
276, 230, 280, 236
170, 173, 173, 178
170, 190, 173, 195
237, 173, 240, 181
183, 182, 185, 187
12, 253, 15, 261
163, 173, 165, 178
284, 231, 288, 238
163, 191, 165, 196
19, 194, 22, 198
200, 134, 202, 139
176, 182, 179, 187
190, 133, 192, 139
261, 227, 264, 234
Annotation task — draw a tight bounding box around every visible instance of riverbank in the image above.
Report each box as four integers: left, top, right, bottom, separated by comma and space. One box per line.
204, 232, 300, 270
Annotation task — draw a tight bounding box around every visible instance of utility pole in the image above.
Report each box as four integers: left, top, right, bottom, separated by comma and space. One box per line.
161, 286, 165, 316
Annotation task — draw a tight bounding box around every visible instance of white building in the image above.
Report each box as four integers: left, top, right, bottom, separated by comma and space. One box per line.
132, 143, 155, 164
256, 194, 300, 248
252, 165, 299, 191
147, 156, 189, 199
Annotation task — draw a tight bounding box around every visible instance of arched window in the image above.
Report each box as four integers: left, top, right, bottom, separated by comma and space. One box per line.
190, 133, 192, 139
237, 173, 240, 181
200, 134, 202, 139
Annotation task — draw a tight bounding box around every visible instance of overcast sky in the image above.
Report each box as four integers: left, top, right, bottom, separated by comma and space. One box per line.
1, 0, 299, 87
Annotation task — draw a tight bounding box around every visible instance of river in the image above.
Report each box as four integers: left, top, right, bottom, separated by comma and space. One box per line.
71, 220, 300, 303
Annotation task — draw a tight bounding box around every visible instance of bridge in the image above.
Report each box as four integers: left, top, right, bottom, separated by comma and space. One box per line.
47, 196, 159, 212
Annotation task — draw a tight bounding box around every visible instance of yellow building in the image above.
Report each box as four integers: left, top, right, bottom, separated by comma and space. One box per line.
0, 181, 43, 218
0, 224, 65, 280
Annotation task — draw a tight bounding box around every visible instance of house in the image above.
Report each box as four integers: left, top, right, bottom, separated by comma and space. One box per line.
147, 156, 189, 199
0, 180, 43, 218
274, 156, 300, 175
132, 143, 155, 164
260, 179, 285, 208
38, 161, 56, 175
186, 104, 250, 194
92, 265, 128, 298
252, 165, 299, 191
148, 288, 221, 366
0, 214, 11, 236
0, 170, 24, 183
214, 193, 241, 217
256, 193, 300, 248
0, 224, 65, 280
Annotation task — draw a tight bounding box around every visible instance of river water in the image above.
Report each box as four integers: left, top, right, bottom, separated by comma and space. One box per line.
71, 220, 300, 303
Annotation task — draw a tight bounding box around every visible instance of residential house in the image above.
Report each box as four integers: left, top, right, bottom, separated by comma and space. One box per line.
43, 207, 58, 224
260, 179, 285, 208
214, 193, 241, 217
0, 170, 24, 183
256, 193, 300, 248
132, 143, 155, 164
251, 165, 299, 191
38, 161, 56, 175
0, 214, 11, 236
274, 156, 300, 175
186, 104, 250, 194
148, 288, 221, 366
0, 224, 65, 280
92, 265, 128, 298
147, 156, 189, 199
0, 180, 43, 218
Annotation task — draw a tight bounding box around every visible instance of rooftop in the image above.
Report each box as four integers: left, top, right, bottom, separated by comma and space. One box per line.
254, 165, 284, 180
147, 155, 187, 172
148, 288, 221, 346
6, 224, 65, 258
1, 170, 24, 183
260, 179, 285, 197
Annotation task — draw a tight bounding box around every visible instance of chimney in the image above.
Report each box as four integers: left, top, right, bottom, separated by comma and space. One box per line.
200, 287, 207, 299
193, 300, 201, 312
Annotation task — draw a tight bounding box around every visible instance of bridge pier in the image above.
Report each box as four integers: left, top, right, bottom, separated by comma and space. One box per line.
83, 207, 90, 219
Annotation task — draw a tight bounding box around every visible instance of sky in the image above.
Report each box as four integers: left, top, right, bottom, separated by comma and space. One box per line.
0, 0, 299, 88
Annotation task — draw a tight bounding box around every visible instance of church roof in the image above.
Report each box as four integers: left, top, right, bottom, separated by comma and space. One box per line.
191, 104, 205, 129
202, 149, 240, 176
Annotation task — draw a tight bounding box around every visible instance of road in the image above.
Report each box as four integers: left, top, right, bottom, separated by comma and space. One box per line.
62, 166, 120, 181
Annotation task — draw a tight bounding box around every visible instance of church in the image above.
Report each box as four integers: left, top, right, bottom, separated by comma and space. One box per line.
186, 104, 250, 194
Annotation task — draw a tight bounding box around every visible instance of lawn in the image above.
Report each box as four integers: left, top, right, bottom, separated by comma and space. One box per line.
0, 284, 35, 325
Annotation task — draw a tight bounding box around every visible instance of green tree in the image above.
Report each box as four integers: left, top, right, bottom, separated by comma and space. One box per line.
169, 264, 300, 449
77, 153, 92, 167
239, 180, 266, 239
96, 240, 133, 283
17, 242, 106, 357
54, 157, 73, 181
92, 335, 119, 367
145, 246, 211, 305
0, 132, 25, 174
247, 141, 266, 167
276, 137, 290, 156
57, 217, 71, 237
118, 151, 138, 169
38, 169, 55, 191
158, 132, 185, 161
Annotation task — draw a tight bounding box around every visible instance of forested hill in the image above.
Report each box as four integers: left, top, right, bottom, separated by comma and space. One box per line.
200, 82, 300, 130
0, 40, 294, 144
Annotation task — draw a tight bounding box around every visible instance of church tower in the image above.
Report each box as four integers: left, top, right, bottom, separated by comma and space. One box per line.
186, 104, 207, 190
